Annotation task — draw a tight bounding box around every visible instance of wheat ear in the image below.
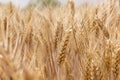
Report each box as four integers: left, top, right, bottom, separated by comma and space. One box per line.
57, 29, 72, 65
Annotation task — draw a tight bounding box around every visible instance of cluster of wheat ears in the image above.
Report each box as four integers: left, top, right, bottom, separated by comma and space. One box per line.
0, 0, 120, 80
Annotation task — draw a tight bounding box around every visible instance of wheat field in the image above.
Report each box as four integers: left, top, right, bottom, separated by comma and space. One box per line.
0, 0, 120, 80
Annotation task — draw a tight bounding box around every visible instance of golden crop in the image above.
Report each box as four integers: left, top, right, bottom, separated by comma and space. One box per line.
0, 0, 120, 80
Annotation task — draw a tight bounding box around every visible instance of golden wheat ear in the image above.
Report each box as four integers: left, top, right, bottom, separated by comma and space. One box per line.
54, 21, 63, 49
57, 29, 72, 65
112, 49, 120, 80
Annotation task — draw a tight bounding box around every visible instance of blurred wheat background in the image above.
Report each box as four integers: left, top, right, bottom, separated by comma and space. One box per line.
0, 0, 120, 80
